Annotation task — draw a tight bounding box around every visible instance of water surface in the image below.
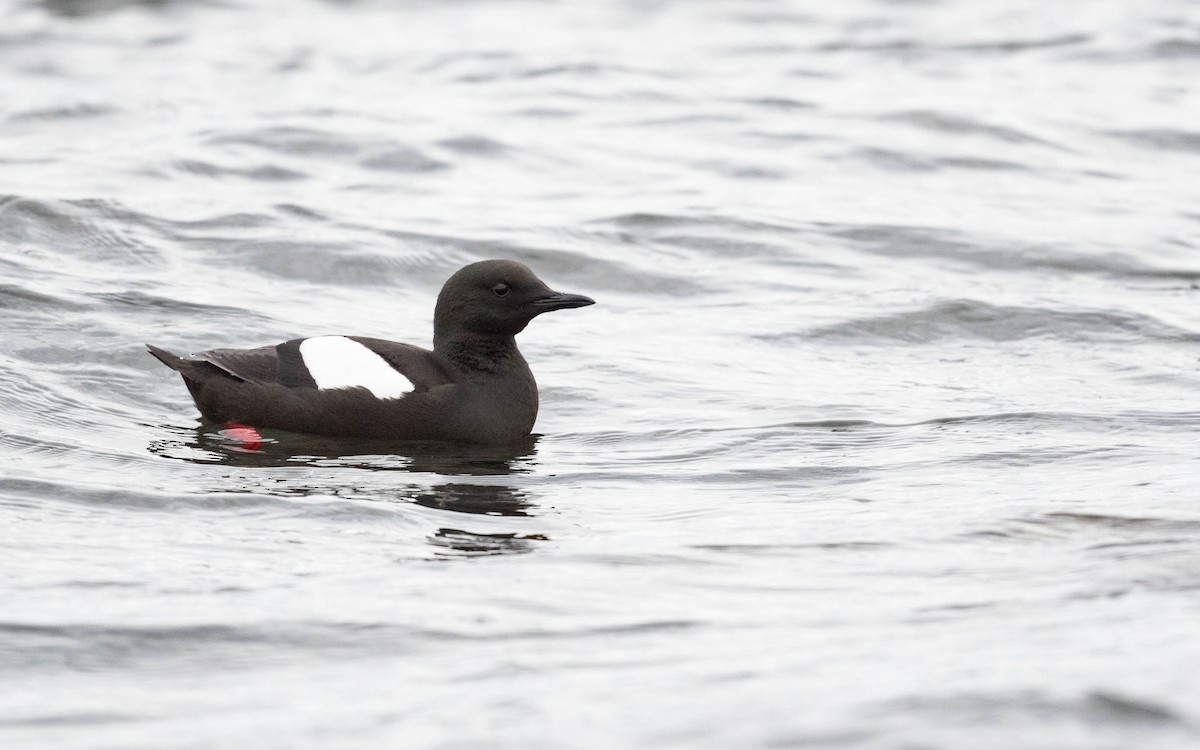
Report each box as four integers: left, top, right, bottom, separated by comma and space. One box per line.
2, 0, 1199, 748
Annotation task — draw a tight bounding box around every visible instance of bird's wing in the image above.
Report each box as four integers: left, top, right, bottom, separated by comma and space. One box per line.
188, 344, 290, 385
183, 337, 456, 395
346, 336, 457, 392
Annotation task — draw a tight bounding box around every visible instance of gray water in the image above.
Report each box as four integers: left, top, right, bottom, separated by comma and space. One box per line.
3, 0, 1200, 748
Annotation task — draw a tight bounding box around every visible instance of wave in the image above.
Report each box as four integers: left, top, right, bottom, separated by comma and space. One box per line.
781, 298, 1200, 344
820, 223, 1200, 281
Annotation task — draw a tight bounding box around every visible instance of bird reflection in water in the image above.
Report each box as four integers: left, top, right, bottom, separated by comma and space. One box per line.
148, 424, 550, 556
415, 482, 547, 552
416, 484, 544, 556
150, 423, 540, 475
428, 527, 548, 557
412, 482, 534, 516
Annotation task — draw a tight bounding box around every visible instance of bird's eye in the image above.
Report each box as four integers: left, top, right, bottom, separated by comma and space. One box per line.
492, 283, 510, 297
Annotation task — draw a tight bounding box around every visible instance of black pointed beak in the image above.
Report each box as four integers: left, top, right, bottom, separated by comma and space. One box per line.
532, 290, 596, 312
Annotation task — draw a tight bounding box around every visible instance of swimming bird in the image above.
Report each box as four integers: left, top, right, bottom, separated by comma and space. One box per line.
147, 259, 594, 444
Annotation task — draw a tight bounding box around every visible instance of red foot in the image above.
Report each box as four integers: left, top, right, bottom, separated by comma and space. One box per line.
221, 423, 264, 452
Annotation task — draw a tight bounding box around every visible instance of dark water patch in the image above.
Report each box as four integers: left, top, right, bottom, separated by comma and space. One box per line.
359, 146, 448, 173
0, 711, 136, 728
185, 482, 427, 523
735, 96, 815, 111
164, 211, 276, 231
742, 130, 826, 146
0, 431, 89, 465
949, 33, 1093, 54
39, 0, 212, 16
820, 223, 1200, 280
711, 465, 873, 487
162, 460, 418, 500
728, 8, 817, 26
1087, 691, 1184, 723
850, 146, 938, 172
967, 511, 1200, 552
697, 159, 788, 180
850, 148, 1031, 173
553, 256, 706, 295
1151, 39, 1200, 59
1085, 537, 1191, 554
571, 421, 882, 450
209, 126, 448, 173
0, 155, 53, 168
0, 362, 126, 432
174, 159, 308, 182
914, 600, 1000, 616
1112, 410, 1200, 428
529, 465, 867, 487
815, 38, 920, 55
198, 239, 408, 285
1109, 128, 1200, 155
437, 135, 511, 157
366, 228, 492, 273
47, 580, 147, 591
510, 105, 579, 119
0, 283, 87, 312
630, 112, 743, 128
90, 290, 255, 318
584, 212, 816, 275
776, 299, 1199, 344
778, 419, 881, 430
150, 210, 276, 232
882, 110, 1060, 147
756, 411, 1193, 450
412, 484, 535, 517
939, 156, 1029, 171
0, 476, 283, 513
920, 411, 1146, 431
945, 446, 1121, 469
413, 49, 519, 75
346, 227, 611, 289
209, 125, 360, 157
274, 203, 328, 221
0, 197, 162, 266
1044, 511, 1200, 534
597, 212, 796, 235
0, 620, 415, 673
569, 424, 809, 459
427, 528, 547, 557
543, 452, 873, 488
638, 231, 802, 262
0, 28, 54, 49
518, 61, 679, 82
0, 617, 704, 674
874, 689, 1189, 731
719, 42, 803, 57
8, 103, 120, 122
418, 230, 706, 295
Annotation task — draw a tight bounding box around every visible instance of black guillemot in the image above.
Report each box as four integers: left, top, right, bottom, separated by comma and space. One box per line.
148, 259, 594, 444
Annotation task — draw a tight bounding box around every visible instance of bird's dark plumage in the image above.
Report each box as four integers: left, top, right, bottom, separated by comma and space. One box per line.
148, 259, 594, 444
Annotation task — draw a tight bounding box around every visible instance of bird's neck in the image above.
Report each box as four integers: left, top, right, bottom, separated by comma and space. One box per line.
434, 332, 525, 375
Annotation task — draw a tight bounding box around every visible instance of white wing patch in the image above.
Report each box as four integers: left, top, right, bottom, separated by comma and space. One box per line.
298, 336, 414, 399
